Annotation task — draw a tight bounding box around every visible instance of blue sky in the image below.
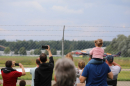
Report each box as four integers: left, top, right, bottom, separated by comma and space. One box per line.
0, 0, 130, 41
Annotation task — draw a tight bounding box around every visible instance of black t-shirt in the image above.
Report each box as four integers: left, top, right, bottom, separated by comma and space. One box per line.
34, 56, 54, 86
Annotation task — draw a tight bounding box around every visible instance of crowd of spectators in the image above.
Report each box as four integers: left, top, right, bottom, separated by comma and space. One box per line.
0, 39, 122, 86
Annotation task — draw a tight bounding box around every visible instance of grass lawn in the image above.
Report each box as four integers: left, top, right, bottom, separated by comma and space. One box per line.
0, 70, 129, 81
118, 71, 130, 81
0, 56, 130, 81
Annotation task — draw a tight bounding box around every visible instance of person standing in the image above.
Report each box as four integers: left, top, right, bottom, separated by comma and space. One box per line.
79, 56, 113, 86
106, 55, 121, 86
75, 60, 86, 86
53, 58, 76, 86
34, 45, 54, 86
30, 58, 40, 86
1, 60, 26, 86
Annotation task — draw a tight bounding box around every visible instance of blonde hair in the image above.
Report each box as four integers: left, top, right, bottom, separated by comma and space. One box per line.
65, 53, 73, 61
78, 60, 85, 69
94, 39, 103, 47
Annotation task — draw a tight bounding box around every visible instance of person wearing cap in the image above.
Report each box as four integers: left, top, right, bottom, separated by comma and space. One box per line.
106, 55, 121, 86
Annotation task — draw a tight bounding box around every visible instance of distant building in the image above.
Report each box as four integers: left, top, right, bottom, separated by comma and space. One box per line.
57, 50, 61, 55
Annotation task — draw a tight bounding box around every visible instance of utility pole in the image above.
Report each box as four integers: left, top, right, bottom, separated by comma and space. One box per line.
62, 25, 65, 58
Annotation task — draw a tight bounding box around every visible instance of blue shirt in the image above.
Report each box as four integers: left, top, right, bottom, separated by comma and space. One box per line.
82, 62, 111, 86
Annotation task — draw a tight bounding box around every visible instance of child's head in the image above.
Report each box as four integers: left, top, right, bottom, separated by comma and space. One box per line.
19, 80, 26, 86
78, 60, 85, 69
66, 53, 73, 61
94, 39, 103, 47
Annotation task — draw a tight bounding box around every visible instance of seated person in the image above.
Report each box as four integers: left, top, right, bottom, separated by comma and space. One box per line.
88, 39, 104, 64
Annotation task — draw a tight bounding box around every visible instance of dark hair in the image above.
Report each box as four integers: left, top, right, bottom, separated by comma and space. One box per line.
19, 80, 26, 86
94, 39, 103, 47
5, 60, 12, 67
36, 58, 40, 65
89, 55, 92, 59
40, 53, 47, 63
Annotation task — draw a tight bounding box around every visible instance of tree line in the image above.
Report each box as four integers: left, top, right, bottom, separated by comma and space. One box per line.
0, 40, 111, 55
105, 35, 130, 57
1, 35, 130, 56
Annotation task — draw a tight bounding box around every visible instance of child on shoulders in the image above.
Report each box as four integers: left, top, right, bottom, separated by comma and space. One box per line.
88, 39, 104, 64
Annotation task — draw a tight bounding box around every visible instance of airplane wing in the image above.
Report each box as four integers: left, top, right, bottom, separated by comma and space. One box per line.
75, 51, 89, 55
104, 52, 121, 57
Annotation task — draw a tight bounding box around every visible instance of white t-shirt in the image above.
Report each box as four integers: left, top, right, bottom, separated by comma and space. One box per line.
30, 67, 37, 86
74, 68, 85, 86
107, 65, 121, 81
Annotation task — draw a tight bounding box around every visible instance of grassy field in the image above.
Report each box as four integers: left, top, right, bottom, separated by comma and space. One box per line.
0, 70, 129, 81
0, 56, 130, 81
0, 56, 130, 68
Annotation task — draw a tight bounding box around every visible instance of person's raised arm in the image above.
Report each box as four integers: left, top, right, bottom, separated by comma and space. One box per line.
107, 71, 113, 80
46, 45, 52, 57
112, 61, 122, 69
79, 68, 86, 83
46, 45, 54, 68
19, 63, 26, 76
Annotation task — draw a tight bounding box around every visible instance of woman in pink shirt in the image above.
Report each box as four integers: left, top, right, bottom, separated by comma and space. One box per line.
88, 39, 104, 64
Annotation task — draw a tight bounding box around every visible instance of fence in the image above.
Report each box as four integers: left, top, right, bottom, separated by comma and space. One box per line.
0, 25, 130, 86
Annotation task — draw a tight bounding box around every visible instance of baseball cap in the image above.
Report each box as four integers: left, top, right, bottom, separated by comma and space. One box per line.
106, 55, 114, 63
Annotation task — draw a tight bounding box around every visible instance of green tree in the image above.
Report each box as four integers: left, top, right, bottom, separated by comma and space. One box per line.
30, 51, 34, 55
34, 49, 42, 55
4, 47, 10, 54
51, 49, 57, 55
19, 47, 26, 55
14, 49, 18, 54
105, 34, 130, 57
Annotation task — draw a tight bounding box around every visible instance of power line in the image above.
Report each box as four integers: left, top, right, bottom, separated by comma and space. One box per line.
0, 35, 116, 37
0, 25, 63, 27
66, 26, 130, 28
0, 30, 130, 32
0, 25, 130, 28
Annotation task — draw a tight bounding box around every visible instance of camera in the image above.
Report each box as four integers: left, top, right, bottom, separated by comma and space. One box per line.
42, 46, 48, 49
15, 63, 19, 66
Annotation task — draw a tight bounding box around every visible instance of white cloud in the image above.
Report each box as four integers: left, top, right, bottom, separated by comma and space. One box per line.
52, 6, 83, 14
0, 12, 13, 17
36, 0, 64, 3
10, 1, 45, 12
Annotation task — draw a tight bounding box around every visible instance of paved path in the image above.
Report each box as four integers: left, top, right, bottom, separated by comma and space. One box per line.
0, 80, 130, 86
0, 68, 129, 86
17, 80, 130, 86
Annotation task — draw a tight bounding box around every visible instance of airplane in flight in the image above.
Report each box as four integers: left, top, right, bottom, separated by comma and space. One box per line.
74, 51, 121, 57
